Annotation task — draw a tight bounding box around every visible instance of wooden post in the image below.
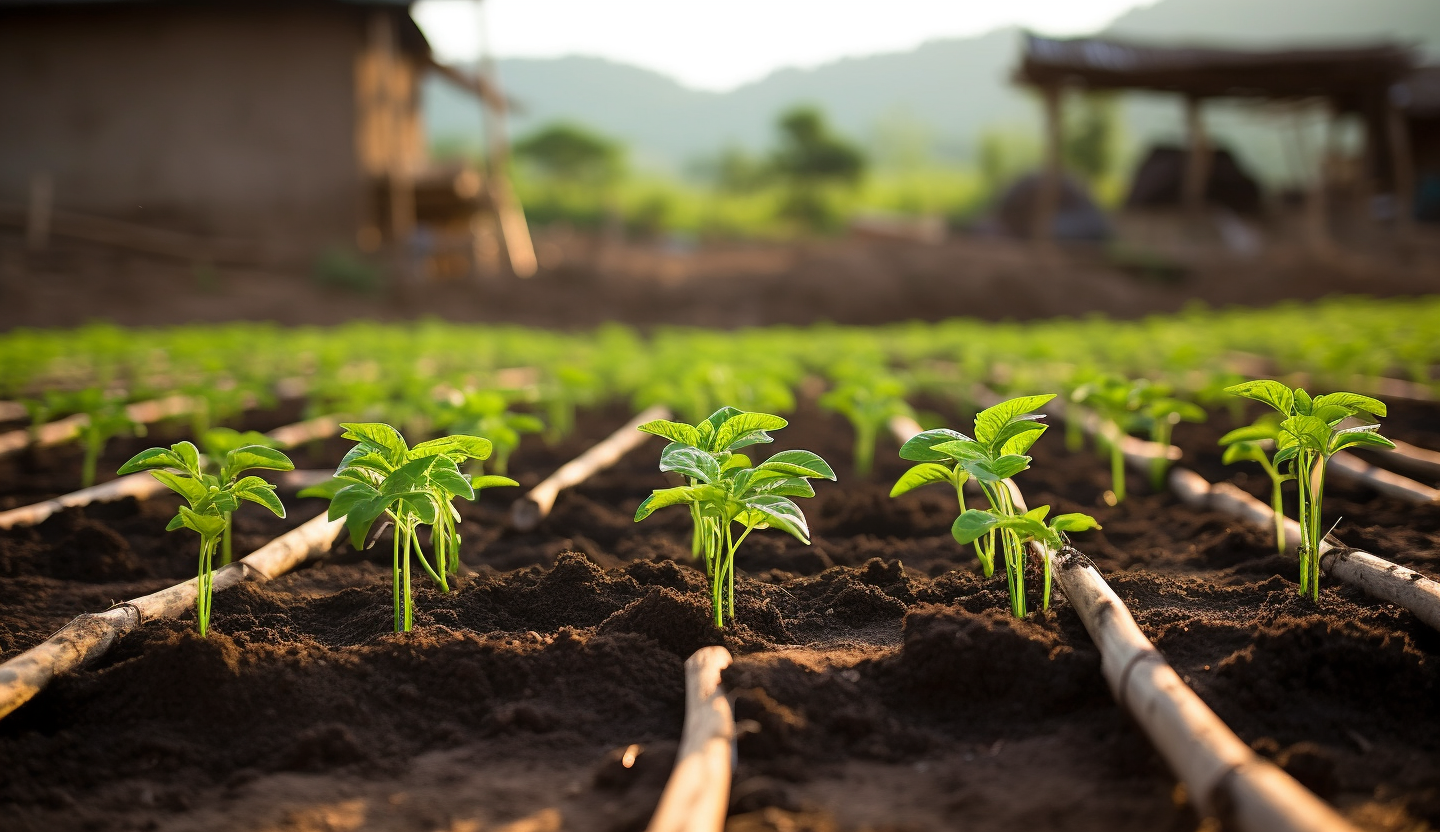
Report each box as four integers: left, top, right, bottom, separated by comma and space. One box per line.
1031, 84, 1063, 242
1385, 100, 1416, 235
370, 12, 415, 246
1181, 96, 1211, 216
26, 172, 52, 251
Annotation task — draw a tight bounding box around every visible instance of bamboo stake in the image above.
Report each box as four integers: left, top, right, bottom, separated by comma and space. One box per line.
1168, 467, 1440, 633
1005, 480, 1356, 831
0, 415, 344, 530
1368, 437, 1440, 482
0, 511, 344, 721
510, 405, 671, 532
646, 646, 734, 832
0, 470, 333, 530
1328, 451, 1439, 504
888, 414, 923, 442
0, 401, 25, 422
0, 394, 195, 458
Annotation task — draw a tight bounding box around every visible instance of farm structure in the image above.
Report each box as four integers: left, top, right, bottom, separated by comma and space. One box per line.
0, 0, 533, 273
1013, 34, 1434, 247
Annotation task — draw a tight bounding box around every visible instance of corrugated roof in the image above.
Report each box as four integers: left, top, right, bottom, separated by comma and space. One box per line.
1017, 33, 1416, 100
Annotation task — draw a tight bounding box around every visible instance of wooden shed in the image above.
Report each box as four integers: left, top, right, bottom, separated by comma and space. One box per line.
0, 0, 526, 269
1013, 34, 1422, 243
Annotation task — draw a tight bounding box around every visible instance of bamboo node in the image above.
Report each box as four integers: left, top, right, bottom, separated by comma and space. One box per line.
1054, 545, 1095, 571
1115, 648, 1166, 714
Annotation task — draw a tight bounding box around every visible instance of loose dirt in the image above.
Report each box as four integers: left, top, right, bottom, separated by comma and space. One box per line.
1, 399, 1437, 831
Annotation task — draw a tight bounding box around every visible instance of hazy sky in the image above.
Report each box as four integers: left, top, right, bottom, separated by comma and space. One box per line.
412, 0, 1157, 91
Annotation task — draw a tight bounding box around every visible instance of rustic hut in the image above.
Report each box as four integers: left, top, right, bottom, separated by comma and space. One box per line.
1013, 34, 1420, 243
0, 0, 527, 268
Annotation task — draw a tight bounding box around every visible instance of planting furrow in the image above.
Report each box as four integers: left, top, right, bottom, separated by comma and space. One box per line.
511, 405, 670, 531
0, 510, 343, 720
889, 412, 1356, 831
0, 393, 194, 457
1170, 467, 1440, 633
0, 414, 344, 529
646, 646, 734, 832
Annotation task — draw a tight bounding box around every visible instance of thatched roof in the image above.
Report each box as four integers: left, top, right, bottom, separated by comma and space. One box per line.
1017, 33, 1416, 102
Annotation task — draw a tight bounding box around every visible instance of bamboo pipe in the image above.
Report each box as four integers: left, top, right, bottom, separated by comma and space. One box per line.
1328, 451, 1439, 504
0, 401, 25, 422
0, 469, 334, 530
1005, 480, 1356, 831
0, 394, 195, 458
1169, 467, 1440, 633
970, 385, 1180, 470
1367, 437, 1440, 482
645, 646, 734, 832
510, 405, 672, 532
0, 415, 345, 530
0, 510, 344, 721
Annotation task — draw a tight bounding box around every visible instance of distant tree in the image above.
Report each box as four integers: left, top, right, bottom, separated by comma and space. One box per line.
1063, 94, 1121, 183
770, 106, 866, 229
692, 146, 772, 194
514, 122, 625, 185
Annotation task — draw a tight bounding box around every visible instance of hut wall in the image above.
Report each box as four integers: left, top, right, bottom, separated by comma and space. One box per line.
0, 5, 368, 253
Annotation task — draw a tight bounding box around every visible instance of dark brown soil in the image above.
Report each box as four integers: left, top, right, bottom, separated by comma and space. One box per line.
0, 398, 1437, 831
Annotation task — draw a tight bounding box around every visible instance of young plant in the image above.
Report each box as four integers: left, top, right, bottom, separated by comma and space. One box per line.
1129, 383, 1206, 490
1069, 376, 1135, 502
117, 440, 293, 636
58, 388, 145, 488
635, 408, 835, 627
891, 395, 1098, 618
818, 375, 912, 477
316, 423, 516, 632
434, 390, 544, 476
1225, 380, 1395, 600
200, 428, 285, 566
1217, 418, 1290, 556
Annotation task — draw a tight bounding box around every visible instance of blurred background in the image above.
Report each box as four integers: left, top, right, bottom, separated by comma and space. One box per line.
0, 0, 1436, 328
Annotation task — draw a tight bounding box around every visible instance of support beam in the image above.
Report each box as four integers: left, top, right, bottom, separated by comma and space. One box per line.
1385, 99, 1416, 235
1031, 85, 1063, 242
1181, 96, 1211, 216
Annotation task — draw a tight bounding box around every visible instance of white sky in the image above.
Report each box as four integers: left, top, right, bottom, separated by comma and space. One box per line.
412, 0, 1159, 92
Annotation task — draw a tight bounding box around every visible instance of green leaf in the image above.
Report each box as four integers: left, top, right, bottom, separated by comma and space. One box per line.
951, 509, 1002, 545
151, 469, 207, 505
232, 476, 285, 518
394, 491, 440, 525
224, 445, 295, 480
731, 467, 791, 495
1312, 392, 1386, 418
1218, 424, 1277, 445
975, 395, 1055, 447
698, 407, 744, 443
889, 462, 955, 498
1221, 442, 1267, 465
470, 475, 519, 492
660, 446, 722, 483
1224, 380, 1294, 416
340, 422, 408, 465
337, 444, 394, 477
1294, 388, 1313, 415
898, 428, 970, 462
928, 438, 987, 463
409, 434, 493, 462
176, 504, 226, 539
635, 485, 707, 521
739, 495, 810, 543
430, 466, 474, 500
713, 412, 788, 452
757, 477, 815, 499
298, 478, 348, 500
1280, 415, 1330, 453
964, 454, 1030, 482
328, 482, 379, 521
998, 420, 1049, 456
170, 441, 201, 474
721, 453, 752, 473
345, 510, 383, 550
117, 447, 183, 475
165, 512, 186, 532
1023, 505, 1051, 522
1329, 426, 1396, 455
758, 449, 836, 481
1051, 513, 1101, 534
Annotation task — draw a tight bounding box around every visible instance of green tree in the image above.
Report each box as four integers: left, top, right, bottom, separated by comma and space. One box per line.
771, 106, 866, 229
1063, 94, 1120, 184
514, 122, 625, 185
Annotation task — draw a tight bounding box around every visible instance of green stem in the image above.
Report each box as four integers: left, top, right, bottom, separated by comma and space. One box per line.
855, 422, 875, 477
393, 519, 402, 632
220, 513, 233, 567
196, 536, 217, 637
1110, 442, 1126, 503
82, 432, 100, 489
402, 523, 414, 631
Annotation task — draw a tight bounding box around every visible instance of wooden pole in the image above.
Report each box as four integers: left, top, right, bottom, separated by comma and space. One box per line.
1181, 96, 1211, 216
475, 1, 538, 278
1385, 100, 1416, 236
371, 12, 415, 246
510, 405, 671, 531
26, 172, 52, 252
1031, 85, 1063, 242
646, 646, 734, 832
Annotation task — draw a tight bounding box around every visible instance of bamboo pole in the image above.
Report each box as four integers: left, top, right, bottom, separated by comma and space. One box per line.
888, 414, 923, 442
1169, 467, 1440, 632
0, 415, 344, 530
0, 401, 27, 422
0, 470, 333, 531
1328, 451, 1439, 504
646, 646, 734, 832
1005, 480, 1357, 831
510, 405, 671, 531
1368, 437, 1440, 482
0, 394, 195, 458
0, 511, 344, 721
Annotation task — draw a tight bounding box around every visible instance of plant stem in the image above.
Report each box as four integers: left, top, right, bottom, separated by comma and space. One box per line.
196, 536, 217, 637
220, 513, 232, 567
402, 523, 414, 631
82, 432, 100, 489
1110, 442, 1126, 503
855, 422, 875, 477
393, 521, 402, 632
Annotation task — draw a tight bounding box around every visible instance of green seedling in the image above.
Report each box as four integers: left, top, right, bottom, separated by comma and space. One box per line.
891, 395, 1098, 618
200, 428, 285, 566
1225, 380, 1395, 600
1129, 383, 1206, 490
434, 390, 544, 476
49, 388, 146, 489
635, 407, 835, 627
818, 375, 912, 477
1069, 376, 1135, 502
118, 440, 293, 636
313, 423, 516, 632
1217, 417, 1290, 556
541, 364, 603, 444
